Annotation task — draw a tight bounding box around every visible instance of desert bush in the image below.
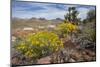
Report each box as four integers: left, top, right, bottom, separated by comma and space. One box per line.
75, 23, 96, 51
64, 7, 79, 23
14, 31, 63, 60
56, 22, 78, 38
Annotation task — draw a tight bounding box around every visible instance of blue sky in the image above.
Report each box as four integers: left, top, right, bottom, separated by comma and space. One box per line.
12, 1, 95, 20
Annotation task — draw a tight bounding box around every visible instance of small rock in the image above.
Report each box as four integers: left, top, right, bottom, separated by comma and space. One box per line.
37, 56, 51, 64
69, 58, 76, 62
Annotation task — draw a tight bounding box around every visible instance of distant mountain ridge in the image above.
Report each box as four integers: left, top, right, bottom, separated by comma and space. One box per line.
12, 17, 63, 29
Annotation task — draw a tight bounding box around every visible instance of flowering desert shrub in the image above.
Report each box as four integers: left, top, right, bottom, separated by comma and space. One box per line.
14, 31, 63, 60
56, 22, 78, 38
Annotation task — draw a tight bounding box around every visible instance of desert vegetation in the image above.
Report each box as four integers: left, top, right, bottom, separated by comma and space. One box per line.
11, 6, 96, 66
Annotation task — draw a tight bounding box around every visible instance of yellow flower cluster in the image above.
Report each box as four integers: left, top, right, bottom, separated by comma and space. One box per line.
15, 31, 63, 58
57, 22, 77, 33
66, 23, 78, 32
28, 31, 63, 51
56, 22, 78, 37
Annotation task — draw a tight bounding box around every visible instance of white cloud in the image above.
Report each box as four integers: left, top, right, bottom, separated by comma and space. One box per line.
77, 8, 90, 20
12, 1, 95, 20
